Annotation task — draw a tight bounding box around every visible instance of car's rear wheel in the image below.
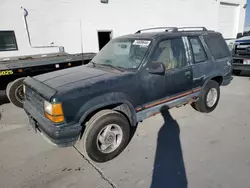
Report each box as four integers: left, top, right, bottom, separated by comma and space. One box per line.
233, 70, 241, 76
191, 80, 220, 113
82, 110, 130, 162
6, 78, 25, 108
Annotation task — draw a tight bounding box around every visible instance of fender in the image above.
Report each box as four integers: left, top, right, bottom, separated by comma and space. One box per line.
77, 92, 137, 126
202, 72, 223, 89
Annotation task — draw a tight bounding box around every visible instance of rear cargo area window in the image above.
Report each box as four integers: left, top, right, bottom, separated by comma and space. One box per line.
204, 35, 230, 59
0, 31, 18, 51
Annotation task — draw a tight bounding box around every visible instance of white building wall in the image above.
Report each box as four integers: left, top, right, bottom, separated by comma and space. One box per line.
0, 0, 247, 58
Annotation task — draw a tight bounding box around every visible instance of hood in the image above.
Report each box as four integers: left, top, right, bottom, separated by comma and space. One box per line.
236, 36, 250, 43
34, 65, 118, 89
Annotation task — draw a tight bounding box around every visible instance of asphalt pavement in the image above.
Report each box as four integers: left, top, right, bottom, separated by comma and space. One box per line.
1, 73, 250, 188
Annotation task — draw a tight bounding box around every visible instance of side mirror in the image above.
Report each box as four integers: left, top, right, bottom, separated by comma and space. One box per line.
236, 33, 243, 39
147, 62, 165, 75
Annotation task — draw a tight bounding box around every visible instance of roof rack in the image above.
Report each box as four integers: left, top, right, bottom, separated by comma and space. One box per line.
135, 27, 208, 34
177, 27, 207, 31
135, 27, 178, 34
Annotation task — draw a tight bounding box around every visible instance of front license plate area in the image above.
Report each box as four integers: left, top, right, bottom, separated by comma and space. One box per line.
243, 59, 250, 65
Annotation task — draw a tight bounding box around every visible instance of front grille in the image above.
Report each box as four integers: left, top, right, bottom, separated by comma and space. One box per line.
235, 44, 250, 56
233, 59, 243, 64
26, 86, 44, 114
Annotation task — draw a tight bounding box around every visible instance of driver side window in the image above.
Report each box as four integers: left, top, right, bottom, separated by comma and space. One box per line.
152, 38, 187, 70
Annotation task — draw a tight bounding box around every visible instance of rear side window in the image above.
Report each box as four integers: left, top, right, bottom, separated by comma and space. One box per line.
189, 37, 207, 63
204, 35, 230, 59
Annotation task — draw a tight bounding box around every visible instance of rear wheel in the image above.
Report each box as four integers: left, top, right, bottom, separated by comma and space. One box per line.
82, 110, 130, 162
6, 78, 25, 108
233, 70, 241, 76
191, 80, 220, 113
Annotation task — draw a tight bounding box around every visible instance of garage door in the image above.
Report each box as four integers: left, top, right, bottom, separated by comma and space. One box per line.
219, 2, 238, 39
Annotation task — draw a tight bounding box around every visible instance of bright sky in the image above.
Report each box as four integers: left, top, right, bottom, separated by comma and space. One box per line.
245, 0, 250, 28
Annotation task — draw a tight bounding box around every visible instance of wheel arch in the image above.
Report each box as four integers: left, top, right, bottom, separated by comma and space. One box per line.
211, 76, 223, 85
78, 93, 137, 132
203, 75, 223, 88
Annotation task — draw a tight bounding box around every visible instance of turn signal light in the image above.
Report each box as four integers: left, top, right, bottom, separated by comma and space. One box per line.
45, 113, 65, 123
44, 101, 65, 123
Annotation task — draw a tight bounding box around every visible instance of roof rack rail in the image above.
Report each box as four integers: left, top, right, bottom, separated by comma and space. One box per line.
135, 27, 178, 34
177, 27, 208, 31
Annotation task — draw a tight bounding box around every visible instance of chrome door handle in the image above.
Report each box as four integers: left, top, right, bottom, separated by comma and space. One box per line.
185, 71, 191, 78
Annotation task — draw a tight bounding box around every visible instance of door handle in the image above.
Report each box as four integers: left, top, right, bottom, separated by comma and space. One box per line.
165, 70, 172, 76
185, 71, 191, 78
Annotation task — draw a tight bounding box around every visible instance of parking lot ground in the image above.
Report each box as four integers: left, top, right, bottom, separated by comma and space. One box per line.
1, 73, 250, 188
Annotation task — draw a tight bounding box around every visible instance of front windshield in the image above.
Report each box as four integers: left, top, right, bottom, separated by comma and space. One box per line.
91, 38, 152, 70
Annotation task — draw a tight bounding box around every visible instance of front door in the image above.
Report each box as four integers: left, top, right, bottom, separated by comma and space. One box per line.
144, 37, 193, 103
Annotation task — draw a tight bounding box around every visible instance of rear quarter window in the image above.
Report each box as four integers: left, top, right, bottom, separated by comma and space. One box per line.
204, 35, 231, 59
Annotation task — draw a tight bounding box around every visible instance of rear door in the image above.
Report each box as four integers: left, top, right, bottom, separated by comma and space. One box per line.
187, 36, 211, 88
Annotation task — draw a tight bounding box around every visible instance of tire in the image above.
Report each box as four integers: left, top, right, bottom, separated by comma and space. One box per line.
6, 81, 12, 95
5, 81, 12, 99
82, 109, 130, 162
191, 80, 220, 113
233, 70, 241, 76
6, 78, 25, 108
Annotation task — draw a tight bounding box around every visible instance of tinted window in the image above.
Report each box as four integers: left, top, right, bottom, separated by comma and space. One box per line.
204, 35, 230, 59
189, 37, 207, 63
152, 38, 187, 70
0, 31, 18, 51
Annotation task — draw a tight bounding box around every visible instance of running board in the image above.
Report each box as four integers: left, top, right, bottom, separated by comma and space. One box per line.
136, 92, 199, 122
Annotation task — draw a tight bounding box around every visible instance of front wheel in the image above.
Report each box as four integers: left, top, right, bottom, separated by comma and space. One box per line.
191, 80, 220, 113
82, 110, 130, 162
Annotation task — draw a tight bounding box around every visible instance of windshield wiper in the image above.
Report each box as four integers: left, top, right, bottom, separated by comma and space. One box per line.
99, 64, 125, 72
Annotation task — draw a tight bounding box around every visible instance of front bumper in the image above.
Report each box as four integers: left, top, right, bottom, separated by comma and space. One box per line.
232, 57, 250, 71
24, 101, 82, 147
232, 63, 250, 71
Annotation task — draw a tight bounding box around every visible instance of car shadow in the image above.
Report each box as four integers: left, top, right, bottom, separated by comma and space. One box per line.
0, 90, 9, 106
150, 107, 187, 188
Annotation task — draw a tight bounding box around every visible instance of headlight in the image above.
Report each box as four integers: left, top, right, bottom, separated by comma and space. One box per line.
44, 101, 64, 123
44, 101, 53, 115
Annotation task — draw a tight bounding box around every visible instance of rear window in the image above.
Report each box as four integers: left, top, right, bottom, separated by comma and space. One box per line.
204, 35, 230, 59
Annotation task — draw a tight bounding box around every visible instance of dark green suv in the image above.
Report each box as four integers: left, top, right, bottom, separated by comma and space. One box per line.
23, 27, 232, 162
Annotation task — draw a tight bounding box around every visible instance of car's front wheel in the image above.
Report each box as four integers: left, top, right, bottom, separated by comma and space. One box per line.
191, 80, 220, 113
82, 110, 130, 162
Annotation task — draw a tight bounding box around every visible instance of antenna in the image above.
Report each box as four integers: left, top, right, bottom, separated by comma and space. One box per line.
80, 19, 84, 65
